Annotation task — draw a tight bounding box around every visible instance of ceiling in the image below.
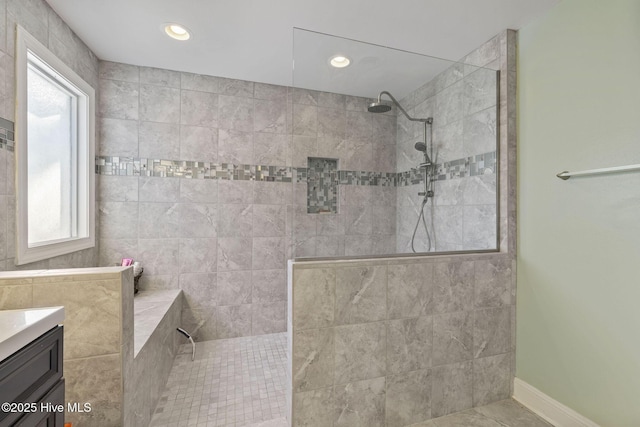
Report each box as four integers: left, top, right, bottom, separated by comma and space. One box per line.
45, 0, 560, 98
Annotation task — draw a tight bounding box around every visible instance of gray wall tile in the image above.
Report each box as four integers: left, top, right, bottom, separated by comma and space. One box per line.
139, 84, 180, 123
334, 377, 385, 427
433, 311, 473, 366
138, 202, 181, 238
179, 272, 216, 310
99, 79, 139, 120
216, 304, 252, 338
431, 361, 473, 418
180, 72, 220, 93
433, 261, 474, 314
139, 177, 179, 202
292, 387, 333, 427
252, 269, 286, 303
473, 307, 510, 359
218, 180, 254, 204
293, 328, 335, 392
218, 94, 254, 132
254, 133, 289, 166
218, 204, 253, 237
388, 263, 433, 319
139, 121, 180, 159
253, 205, 286, 237
293, 268, 335, 331
252, 301, 286, 335
293, 104, 317, 136
178, 203, 218, 238
217, 237, 252, 271
99, 201, 138, 239
472, 353, 510, 407
387, 316, 432, 375
219, 77, 253, 97
179, 179, 217, 204
179, 238, 217, 273
335, 265, 386, 325
252, 237, 286, 270
216, 271, 252, 305
140, 66, 180, 88
98, 175, 138, 202
138, 238, 180, 276
181, 90, 218, 127
179, 125, 218, 162
474, 258, 511, 308
386, 370, 431, 427
100, 61, 139, 82
254, 99, 287, 133
334, 322, 386, 384
98, 118, 138, 156
218, 129, 254, 164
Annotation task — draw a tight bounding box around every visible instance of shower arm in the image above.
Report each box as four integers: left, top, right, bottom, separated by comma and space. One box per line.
377, 91, 432, 124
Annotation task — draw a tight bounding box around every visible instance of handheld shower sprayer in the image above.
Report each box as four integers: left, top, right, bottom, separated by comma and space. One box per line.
414, 142, 432, 166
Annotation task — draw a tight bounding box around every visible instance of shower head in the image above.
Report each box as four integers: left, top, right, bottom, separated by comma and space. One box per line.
367, 91, 431, 123
367, 101, 392, 113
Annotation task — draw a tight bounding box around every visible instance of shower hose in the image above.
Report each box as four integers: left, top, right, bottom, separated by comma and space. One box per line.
411, 196, 432, 253
411, 165, 435, 253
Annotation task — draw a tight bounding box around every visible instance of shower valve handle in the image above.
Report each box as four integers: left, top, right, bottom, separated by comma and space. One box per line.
418, 191, 434, 197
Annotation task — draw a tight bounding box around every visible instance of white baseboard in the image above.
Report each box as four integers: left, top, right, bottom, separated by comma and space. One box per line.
512, 378, 600, 427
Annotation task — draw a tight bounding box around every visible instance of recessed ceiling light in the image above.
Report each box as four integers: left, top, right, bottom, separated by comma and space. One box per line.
330, 55, 351, 68
164, 23, 191, 41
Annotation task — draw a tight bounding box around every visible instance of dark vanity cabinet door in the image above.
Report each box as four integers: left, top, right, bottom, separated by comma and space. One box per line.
0, 326, 64, 427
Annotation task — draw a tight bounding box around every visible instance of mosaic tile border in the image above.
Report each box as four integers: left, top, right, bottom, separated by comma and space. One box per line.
397, 151, 497, 186
0, 117, 15, 152
95, 151, 495, 187
96, 157, 298, 182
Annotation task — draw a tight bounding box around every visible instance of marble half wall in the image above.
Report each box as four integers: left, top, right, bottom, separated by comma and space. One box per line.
0, 267, 134, 427
288, 253, 516, 426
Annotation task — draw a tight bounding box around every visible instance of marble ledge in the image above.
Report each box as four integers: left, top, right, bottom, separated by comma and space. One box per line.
290, 250, 514, 270
134, 289, 182, 357
0, 266, 131, 285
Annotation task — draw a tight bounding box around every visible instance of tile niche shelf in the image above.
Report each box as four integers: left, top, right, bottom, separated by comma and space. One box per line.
307, 157, 338, 214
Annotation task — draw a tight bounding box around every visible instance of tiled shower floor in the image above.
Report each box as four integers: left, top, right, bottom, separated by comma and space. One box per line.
150, 333, 288, 427
149, 332, 551, 427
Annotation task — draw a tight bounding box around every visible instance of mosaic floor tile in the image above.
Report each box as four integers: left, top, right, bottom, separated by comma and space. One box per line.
150, 333, 287, 427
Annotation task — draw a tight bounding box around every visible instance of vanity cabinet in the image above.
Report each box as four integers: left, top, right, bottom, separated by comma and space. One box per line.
0, 326, 64, 427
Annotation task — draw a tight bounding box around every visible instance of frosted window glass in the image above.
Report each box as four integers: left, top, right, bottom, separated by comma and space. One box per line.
26, 64, 77, 245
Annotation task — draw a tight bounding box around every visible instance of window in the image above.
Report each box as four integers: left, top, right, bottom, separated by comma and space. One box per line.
15, 26, 95, 264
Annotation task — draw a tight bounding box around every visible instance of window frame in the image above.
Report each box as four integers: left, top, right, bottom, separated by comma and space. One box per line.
15, 26, 95, 265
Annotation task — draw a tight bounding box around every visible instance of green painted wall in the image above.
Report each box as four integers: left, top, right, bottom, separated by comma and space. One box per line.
517, 0, 640, 425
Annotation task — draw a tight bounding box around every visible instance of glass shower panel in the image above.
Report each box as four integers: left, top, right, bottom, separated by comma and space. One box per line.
292, 28, 499, 259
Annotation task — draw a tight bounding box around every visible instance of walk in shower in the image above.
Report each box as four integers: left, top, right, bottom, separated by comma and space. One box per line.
140, 28, 506, 427
291, 28, 499, 257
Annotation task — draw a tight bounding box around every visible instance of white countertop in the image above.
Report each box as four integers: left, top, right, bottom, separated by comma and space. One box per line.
0, 306, 65, 363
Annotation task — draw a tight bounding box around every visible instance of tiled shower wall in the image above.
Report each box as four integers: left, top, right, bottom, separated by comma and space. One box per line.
396, 55, 499, 252
96, 62, 398, 340
0, 0, 99, 271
